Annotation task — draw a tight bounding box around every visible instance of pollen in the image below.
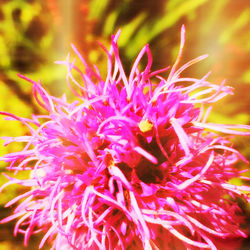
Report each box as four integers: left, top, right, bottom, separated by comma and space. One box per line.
138, 119, 153, 133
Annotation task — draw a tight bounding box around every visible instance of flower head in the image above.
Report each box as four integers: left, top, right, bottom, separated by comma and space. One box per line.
1, 26, 250, 250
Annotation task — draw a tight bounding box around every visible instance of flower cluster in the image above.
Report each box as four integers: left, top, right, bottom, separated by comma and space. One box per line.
1, 26, 250, 250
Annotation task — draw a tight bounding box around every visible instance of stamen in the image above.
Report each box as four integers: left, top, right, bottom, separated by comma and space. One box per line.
134, 146, 158, 164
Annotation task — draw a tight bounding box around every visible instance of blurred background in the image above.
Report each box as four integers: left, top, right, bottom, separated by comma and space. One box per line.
0, 0, 249, 249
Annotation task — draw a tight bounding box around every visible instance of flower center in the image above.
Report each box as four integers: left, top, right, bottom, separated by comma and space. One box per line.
117, 134, 167, 184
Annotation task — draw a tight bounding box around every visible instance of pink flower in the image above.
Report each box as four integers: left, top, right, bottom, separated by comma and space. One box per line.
1, 26, 250, 250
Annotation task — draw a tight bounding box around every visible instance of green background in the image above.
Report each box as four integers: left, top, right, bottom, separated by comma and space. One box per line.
0, 0, 249, 249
